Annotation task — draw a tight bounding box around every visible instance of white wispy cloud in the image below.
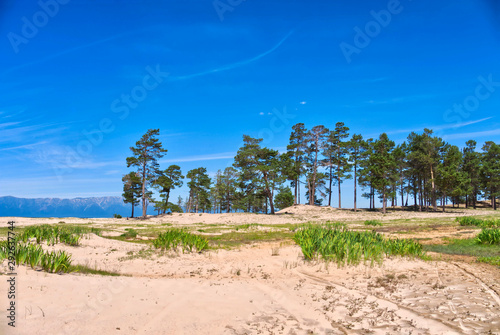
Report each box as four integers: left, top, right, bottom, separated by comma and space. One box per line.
160, 152, 235, 163
30, 144, 122, 170
365, 93, 438, 105
3, 28, 149, 75
0, 141, 48, 151
0, 121, 22, 129
385, 117, 493, 135
169, 30, 294, 81
442, 129, 500, 141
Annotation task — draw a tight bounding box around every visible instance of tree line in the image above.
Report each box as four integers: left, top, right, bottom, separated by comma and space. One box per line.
122, 126, 500, 218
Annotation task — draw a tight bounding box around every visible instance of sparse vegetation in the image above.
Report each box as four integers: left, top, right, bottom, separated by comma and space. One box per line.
120, 228, 138, 239
69, 264, 122, 276
20, 224, 101, 246
475, 228, 500, 245
424, 237, 500, 258
477, 256, 500, 267
235, 223, 261, 231
293, 224, 424, 266
456, 216, 500, 228
0, 241, 72, 273
364, 220, 382, 226
152, 229, 209, 253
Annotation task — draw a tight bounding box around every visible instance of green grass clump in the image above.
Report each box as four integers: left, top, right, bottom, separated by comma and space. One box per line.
152, 229, 209, 253
477, 256, 500, 267
20, 224, 101, 246
235, 223, 261, 231
0, 241, 72, 273
423, 238, 500, 258
456, 216, 500, 228
293, 224, 424, 267
364, 220, 382, 226
208, 230, 294, 248
69, 264, 121, 276
120, 228, 138, 239
475, 228, 500, 245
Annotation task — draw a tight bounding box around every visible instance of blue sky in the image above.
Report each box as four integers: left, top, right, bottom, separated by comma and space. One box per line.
1, 0, 499, 208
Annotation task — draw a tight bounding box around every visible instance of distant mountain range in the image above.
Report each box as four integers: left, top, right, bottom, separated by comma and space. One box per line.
0, 196, 155, 218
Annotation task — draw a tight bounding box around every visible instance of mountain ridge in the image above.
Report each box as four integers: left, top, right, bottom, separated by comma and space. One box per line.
0, 196, 153, 218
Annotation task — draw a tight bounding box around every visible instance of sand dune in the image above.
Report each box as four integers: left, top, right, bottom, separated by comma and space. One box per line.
1, 208, 500, 334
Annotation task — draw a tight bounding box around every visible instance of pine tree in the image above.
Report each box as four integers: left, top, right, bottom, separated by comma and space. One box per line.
436, 144, 464, 212
122, 172, 142, 218
126, 129, 167, 218
186, 167, 211, 213
370, 133, 398, 214
274, 186, 294, 210
234, 135, 289, 214
323, 122, 351, 208
305, 126, 329, 206
420, 129, 445, 211
480, 141, 500, 210
286, 123, 308, 204
358, 138, 375, 209
392, 143, 408, 208
221, 167, 239, 213
347, 134, 366, 211
153, 165, 184, 214
462, 140, 481, 209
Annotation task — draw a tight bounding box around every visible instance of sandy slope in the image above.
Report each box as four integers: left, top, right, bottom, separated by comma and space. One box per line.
1, 208, 500, 334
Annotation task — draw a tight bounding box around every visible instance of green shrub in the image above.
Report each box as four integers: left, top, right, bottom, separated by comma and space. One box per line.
456, 217, 500, 228
20, 224, 100, 246
152, 229, 208, 253
293, 224, 424, 267
477, 256, 500, 267
113, 214, 122, 219
120, 228, 138, 239
0, 241, 72, 273
364, 220, 382, 226
475, 228, 500, 245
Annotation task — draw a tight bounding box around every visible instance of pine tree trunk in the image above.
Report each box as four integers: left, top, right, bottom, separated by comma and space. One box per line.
418, 175, 422, 212
328, 164, 333, 207
311, 150, 318, 206
430, 164, 437, 211
492, 188, 496, 210
294, 178, 298, 205
413, 180, 417, 208
353, 165, 357, 212
400, 182, 404, 208
338, 174, 341, 209
473, 188, 477, 209
298, 179, 301, 205
142, 163, 147, 218
383, 192, 387, 214
131, 204, 134, 218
